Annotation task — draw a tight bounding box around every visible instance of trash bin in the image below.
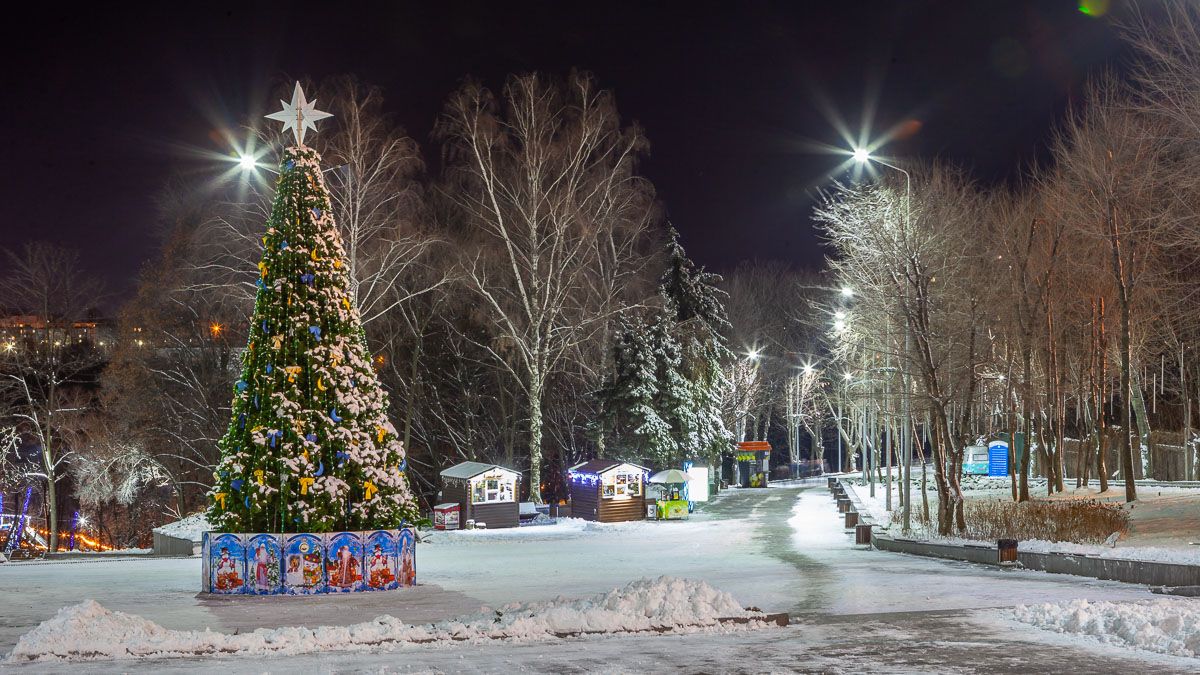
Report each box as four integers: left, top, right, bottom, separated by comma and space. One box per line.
855, 523, 873, 546
844, 510, 859, 529
433, 503, 460, 530
998, 539, 1018, 566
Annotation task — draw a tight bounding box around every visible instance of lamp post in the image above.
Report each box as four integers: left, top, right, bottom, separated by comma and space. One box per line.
854, 148, 913, 532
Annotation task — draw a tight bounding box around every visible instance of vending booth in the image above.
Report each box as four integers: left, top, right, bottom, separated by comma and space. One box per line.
439, 462, 522, 529
737, 441, 771, 487
567, 460, 649, 522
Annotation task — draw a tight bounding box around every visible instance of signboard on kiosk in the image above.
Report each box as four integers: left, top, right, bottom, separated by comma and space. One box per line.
988, 441, 1009, 477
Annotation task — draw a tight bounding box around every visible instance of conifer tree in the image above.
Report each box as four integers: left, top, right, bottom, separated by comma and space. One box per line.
207, 87, 417, 533
599, 315, 675, 462
598, 228, 733, 466
658, 228, 734, 464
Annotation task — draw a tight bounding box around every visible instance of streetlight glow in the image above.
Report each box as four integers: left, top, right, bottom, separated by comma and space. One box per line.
840, 286, 854, 298
238, 154, 257, 171
852, 147, 870, 163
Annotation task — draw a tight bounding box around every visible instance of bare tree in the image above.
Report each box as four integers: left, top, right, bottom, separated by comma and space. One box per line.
0, 243, 105, 551
436, 71, 657, 501
1051, 75, 1169, 502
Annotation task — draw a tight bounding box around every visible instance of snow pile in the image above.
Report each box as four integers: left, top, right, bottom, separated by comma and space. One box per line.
152, 513, 210, 542
8, 576, 763, 662
1012, 598, 1200, 658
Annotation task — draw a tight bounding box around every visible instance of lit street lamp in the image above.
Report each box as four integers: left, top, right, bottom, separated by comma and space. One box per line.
853, 146, 914, 532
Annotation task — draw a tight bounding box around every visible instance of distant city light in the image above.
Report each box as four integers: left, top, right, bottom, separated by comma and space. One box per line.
210, 322, 224, 338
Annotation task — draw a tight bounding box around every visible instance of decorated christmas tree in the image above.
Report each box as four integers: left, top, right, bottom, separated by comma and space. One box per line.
208, 83, 417, 533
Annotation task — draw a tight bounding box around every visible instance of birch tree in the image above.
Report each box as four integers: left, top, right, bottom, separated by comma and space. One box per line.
436, 72, 656, 501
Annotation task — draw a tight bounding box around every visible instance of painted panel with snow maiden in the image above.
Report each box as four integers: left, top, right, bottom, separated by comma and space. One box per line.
207, 533, 246, 595
398, 527, 416, 587
325, 531, 365, 593
246, 533, 283, 595
283, 533, 326, 595
363, 529, 398, 590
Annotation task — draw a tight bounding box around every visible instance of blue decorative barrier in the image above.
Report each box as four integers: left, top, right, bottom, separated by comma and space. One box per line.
201, 528, 416, 595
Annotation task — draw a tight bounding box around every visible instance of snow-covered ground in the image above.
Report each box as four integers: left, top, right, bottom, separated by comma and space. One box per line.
1, 483, 1195, 672
846, 474, 1200, 564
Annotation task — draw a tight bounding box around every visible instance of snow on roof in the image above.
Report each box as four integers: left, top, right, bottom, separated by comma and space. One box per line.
571, 459, 649, 475
440, 461, 521, 480
152, 512, 211, 543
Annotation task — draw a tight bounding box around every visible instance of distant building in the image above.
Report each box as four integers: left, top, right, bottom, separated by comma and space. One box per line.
0, 315, 112, 350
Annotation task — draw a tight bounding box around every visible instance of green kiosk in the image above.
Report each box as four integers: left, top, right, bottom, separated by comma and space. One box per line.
649, 469, 692, 520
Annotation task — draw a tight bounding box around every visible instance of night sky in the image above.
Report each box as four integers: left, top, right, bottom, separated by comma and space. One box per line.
1, 2, 1127, 304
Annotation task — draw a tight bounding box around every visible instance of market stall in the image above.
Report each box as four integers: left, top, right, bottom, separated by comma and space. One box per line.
648, 469, 692, 520
567, 460, 649, 522
737, 441, 771, 487
439, 462, 522, 529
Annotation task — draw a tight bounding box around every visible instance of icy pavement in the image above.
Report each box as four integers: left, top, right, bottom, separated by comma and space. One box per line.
1, 483, 1196, 672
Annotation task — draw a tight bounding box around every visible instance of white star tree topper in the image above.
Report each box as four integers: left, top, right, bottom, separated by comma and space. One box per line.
265, 82, 333, 146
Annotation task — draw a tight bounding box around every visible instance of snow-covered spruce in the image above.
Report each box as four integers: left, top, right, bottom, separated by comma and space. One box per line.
1012, 598, 1200, 658
597, 228, 732, 466
7, 577, 766, 662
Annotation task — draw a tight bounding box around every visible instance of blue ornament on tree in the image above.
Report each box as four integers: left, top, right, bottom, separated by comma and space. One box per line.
266, 363, 273, 374
305, 433, 318, 443
231, 479, 244, 492
329, 408, 343, 423
314, 461, 325, 476
280, 240, 289, 250
238, 414, 246, 429
285, 159, 295, 170
256, 278, 267, 290
262, 320, 270, 334
244, 496, 251, 508
335, 450, 350, 467
235, 380, 248, 392
311, 207, 322, 219
309, 326, 321, 341
300, 273, 315, 285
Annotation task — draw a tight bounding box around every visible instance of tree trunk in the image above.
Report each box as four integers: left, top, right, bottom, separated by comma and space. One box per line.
1019, 350, 1032, 502
44, 447, 58, 553
527, 373, 544, 503
1130, 374, 1153, 479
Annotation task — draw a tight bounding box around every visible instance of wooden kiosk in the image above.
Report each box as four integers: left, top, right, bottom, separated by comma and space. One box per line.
439, 462, 522, 529
567, 460, 649, 522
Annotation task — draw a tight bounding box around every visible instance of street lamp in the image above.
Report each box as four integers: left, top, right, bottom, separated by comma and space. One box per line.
852, 146, 914, 532
237, 154, 257, 171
